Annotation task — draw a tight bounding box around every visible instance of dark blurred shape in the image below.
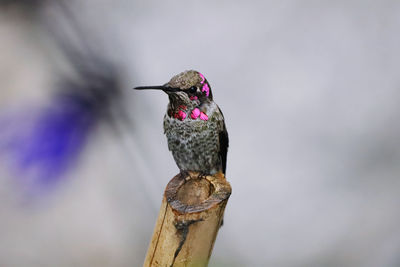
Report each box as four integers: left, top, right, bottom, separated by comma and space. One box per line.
0, 0, 43, 12
0, 0, 41, 6
0, 71, 122, 195
0, 2, 125, 196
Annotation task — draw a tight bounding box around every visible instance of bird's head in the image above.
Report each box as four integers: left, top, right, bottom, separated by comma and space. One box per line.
134, 70, 213, 108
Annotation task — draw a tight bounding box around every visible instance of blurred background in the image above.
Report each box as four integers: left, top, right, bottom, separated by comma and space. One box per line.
1, 1, 400, 266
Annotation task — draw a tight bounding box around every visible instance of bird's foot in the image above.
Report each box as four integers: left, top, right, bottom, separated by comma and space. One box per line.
179, 170, 191, 180
197, 171, 209, 179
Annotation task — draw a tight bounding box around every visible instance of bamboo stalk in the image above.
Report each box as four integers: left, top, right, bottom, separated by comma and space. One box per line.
143, 171, 231, 267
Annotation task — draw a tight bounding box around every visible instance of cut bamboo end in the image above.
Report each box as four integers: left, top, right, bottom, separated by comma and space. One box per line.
143, 171, 232, 267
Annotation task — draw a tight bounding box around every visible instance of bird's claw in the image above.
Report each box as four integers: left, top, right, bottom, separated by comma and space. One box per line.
197, 172, 208, 179
179, 170, 190, 180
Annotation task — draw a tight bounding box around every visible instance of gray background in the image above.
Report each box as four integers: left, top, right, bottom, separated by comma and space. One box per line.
1, 1, 400, 266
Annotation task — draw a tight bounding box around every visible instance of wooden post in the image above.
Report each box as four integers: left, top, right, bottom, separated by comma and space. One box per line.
143, 171, 231, 267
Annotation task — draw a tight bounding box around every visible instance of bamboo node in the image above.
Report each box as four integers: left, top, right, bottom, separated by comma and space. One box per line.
144, 171, 231, 267
165, 171, 231, 215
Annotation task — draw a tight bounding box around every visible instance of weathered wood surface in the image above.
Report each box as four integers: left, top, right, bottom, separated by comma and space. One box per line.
143, 171, 231, 267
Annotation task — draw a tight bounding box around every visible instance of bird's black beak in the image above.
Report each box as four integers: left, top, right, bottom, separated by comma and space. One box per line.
133, 85, 180, 92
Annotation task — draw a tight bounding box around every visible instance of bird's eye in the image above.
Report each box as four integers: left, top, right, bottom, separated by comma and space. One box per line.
188, 86, 197, 93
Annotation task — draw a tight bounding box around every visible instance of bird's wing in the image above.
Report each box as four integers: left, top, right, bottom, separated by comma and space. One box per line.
218, 107, 229, 175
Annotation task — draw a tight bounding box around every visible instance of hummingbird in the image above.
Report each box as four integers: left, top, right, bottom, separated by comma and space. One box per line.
134, 70, 228, 177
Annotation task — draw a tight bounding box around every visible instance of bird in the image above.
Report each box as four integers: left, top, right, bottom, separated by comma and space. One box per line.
134, 70, 228, 178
